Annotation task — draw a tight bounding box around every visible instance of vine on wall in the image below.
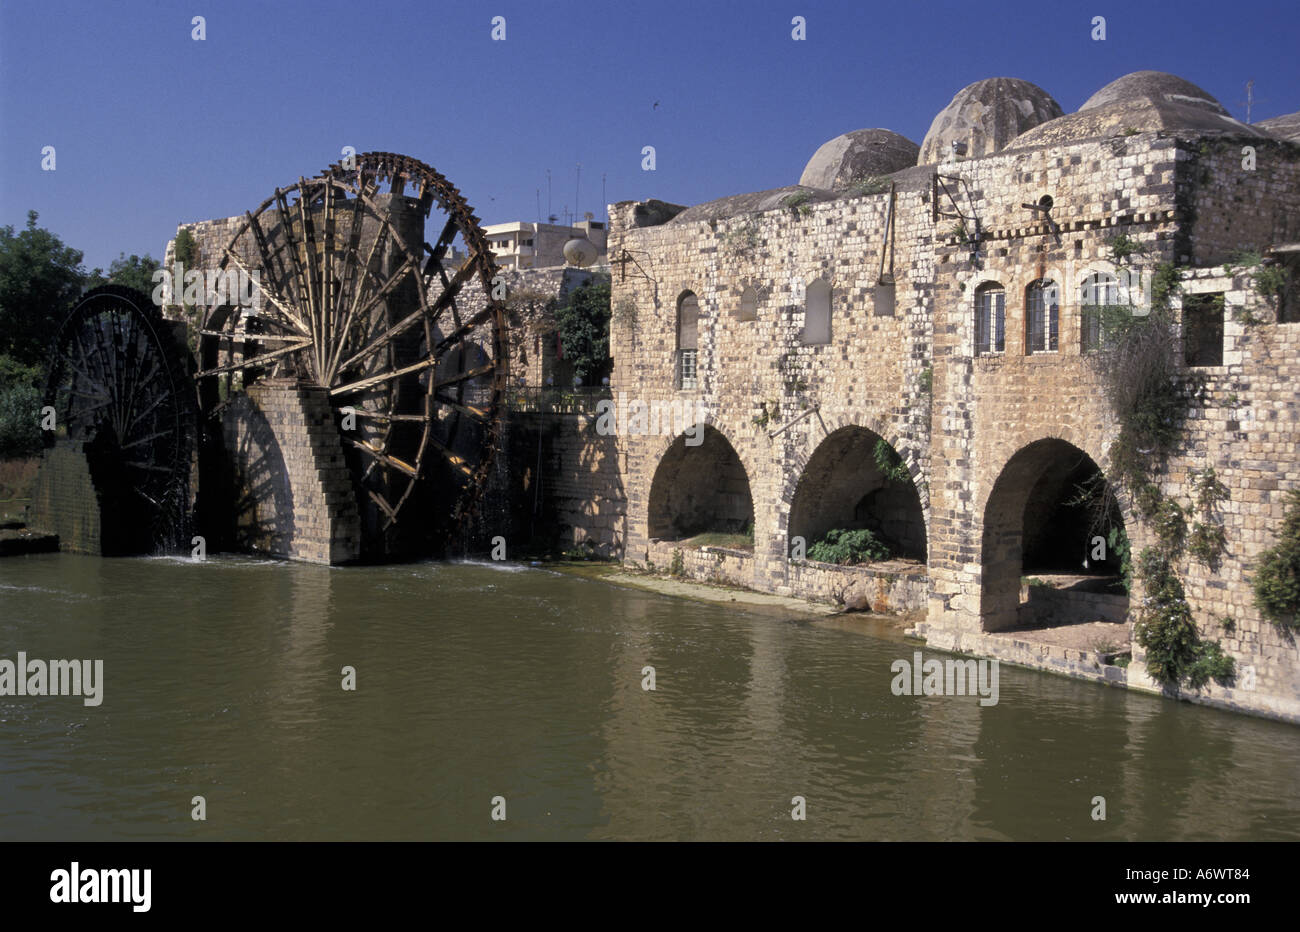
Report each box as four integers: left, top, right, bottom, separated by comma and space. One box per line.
1092, 262, 1234, 690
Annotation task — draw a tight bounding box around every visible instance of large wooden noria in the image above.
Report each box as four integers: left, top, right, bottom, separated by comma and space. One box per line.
195, 152, 508, 560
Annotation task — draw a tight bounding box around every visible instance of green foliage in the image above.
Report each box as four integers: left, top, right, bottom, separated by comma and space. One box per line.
1185, 641, 1236, 689
0, 211, 86, 366
845, 174, 890, 197
1107, 233, 1147, 262
752, 400, 779, 428
0, 379, 42, 457
174, 227, 199, 268
1107, 524, 1133, 593
85, 253, 162, 297
1188, 467, 1229, 565
1099, 266, 1187, 501
721, 217, 760, 257
873, 439, 910, 484
552, 277, 612, 386
1188, 522, 1227, 564
1253, 490, 1300, 629
1219, 616, 1236, 635
1134, 548, 1235, 689
918, 366, 932, 395
1152, 499, 1186, 552
807, 528, 892, 565
782, 191, 815, 216
668, 548, 685, 577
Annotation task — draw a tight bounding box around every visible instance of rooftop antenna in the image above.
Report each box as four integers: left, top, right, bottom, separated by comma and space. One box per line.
536, 188, 541, 225
602, 173, 607, 222
575, 163, 582, 227
546, 169, 552, 224
1237, 79, 1268, 123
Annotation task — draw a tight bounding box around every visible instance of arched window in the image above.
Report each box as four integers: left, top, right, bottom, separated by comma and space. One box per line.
1026, 279, 1059, 353
974, 282, 1005, 356
1080, 272, 1118, 352
676, 291, 699, 390
737, 286, 758, 321
803, 278, 831, 344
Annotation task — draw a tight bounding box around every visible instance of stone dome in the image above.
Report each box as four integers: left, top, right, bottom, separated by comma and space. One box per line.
917, 77, 1063, 166
563, 236, 598, 267
1254, 111, 1300, 144
1014, 70, 1266, 148
1080, 70, 1227, 115
799, 129, 919, 191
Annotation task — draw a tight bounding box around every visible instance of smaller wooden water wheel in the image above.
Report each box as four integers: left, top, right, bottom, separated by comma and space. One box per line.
195, 152, 507, 550
42, 285, 197, 553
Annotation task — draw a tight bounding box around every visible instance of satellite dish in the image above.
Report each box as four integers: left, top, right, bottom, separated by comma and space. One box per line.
563, 236, 598, 267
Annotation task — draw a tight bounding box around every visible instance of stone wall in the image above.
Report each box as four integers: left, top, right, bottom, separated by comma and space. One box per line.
218, 380, 360, 565
26, 442, 102, 555
475, 410, 625, 557
609, 125, 1300, 720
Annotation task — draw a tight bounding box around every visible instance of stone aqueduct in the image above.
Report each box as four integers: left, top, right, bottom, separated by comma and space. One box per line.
603, 71, 1300, 720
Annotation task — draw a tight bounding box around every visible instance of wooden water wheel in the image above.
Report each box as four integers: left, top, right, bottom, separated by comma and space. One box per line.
42, 285, 198, 554
195, 152, 507, 551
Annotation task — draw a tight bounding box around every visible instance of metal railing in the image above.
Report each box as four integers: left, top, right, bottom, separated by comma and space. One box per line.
505, 385, 612, 414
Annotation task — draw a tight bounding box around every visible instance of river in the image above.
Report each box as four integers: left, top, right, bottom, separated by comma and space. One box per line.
1, 553, 1297, 840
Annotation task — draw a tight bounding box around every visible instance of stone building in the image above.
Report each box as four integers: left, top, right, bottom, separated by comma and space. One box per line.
605, 71, 1300, 721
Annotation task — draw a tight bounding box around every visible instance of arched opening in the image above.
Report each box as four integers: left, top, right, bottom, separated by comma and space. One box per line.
648, 426, 753, 547
974, 281, 1005, 356
676, 291, 699, 389
1025, 278, 1059, 353
980, 439, 1129, 633
789, 427, 925, 562
803, 278, 831, 344
1080, 271, 1119, 353
737, 285, 759, 321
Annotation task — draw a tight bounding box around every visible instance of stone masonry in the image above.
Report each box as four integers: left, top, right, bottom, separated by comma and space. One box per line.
606, 71, 1300, 722
219, 380, 360, 565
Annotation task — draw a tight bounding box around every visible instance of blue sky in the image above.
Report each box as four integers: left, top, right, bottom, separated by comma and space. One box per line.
2, 0, 1297, 270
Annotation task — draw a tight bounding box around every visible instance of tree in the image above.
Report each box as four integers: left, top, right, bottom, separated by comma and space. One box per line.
552, 277, 612, 386
103, 252, 161, 295
0, 211, 86, 366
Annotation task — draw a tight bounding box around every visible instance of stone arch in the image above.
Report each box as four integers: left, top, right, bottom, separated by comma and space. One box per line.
647, 425, 754, 541
979, 437, 1131, 632
788, 425, 926, 561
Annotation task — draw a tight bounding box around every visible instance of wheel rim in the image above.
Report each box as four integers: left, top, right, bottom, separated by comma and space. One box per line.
196, 152, 507, 547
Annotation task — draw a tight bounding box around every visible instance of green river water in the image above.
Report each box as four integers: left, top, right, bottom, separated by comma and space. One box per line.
1, 553, 1298, 841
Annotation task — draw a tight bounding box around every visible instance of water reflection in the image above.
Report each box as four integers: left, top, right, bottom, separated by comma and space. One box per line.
0, 553, 1297, 841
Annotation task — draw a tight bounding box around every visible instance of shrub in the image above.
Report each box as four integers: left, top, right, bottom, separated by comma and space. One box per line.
1253, 490, 1300, 629
873, 439, 910, 483
1188, 522, 1227, 565
845, 174, 890, 197
807, 528, 892, 565
1107, 233, 1146, 262
0, 381, 42, 457
1134, 548, 1235, 689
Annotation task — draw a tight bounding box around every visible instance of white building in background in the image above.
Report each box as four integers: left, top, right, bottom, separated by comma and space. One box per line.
483, 217, 608, 269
